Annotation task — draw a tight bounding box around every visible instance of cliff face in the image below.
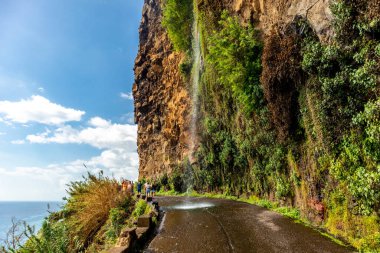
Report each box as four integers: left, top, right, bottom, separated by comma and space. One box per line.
134, 0, 333, 180
133, 0, 191, 179
134, 0, 380, 249
134, 0, 333, 219
200, 0, 332, 39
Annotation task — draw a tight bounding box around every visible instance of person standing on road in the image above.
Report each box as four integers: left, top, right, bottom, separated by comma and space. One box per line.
146, 182, 151, 197
126, 180, 133, 195
121, 179, 127, 193
137, 181, 142, 195
151, 181, 156, 197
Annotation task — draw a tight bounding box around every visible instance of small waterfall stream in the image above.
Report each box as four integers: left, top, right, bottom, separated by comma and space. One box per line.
189, 3, 201, 162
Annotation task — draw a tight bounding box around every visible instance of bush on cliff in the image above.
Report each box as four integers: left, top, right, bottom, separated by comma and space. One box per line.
207, 11, 263, 115
162, 0, 194, 52
300, 0, 380, 250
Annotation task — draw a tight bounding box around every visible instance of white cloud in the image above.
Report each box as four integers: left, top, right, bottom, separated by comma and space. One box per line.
38, 87, 45, 93
120, 92, 133, 100
1, 117, 139, 200
0, 148, 139, 200
86, 149, 139, 179
89, 116, 110, 127
0, 95, 85, 125
26, 117, 137, 150
11, 140, 25, 144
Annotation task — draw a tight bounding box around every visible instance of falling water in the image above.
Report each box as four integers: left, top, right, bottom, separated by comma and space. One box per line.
189, 4, 201, 162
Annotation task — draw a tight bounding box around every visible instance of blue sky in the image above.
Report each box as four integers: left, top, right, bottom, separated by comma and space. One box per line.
0, 0, 144, 200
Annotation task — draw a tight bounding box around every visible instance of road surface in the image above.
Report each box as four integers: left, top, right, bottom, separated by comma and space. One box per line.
145, 196, 355, 253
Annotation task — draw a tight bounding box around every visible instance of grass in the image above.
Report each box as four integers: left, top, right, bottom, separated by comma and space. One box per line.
320, 232, 347, 247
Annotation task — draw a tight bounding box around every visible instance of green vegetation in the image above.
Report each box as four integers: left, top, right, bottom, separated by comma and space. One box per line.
63, 173, 131, 251
162, 0, 194, 53
192, 9, 288, 200
207, 11, 263, 115
162, 0, 380, 251
131, 199, 152, 220
300, 1, 380, 250
105, 207, 128, 241
20, 220, 69, 253
1, 174, 156, 253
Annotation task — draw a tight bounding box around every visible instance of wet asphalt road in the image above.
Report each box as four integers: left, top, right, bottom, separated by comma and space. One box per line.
145, 196, 356, 253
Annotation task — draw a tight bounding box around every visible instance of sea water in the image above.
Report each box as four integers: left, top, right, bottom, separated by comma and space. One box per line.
0, 201, 62, 241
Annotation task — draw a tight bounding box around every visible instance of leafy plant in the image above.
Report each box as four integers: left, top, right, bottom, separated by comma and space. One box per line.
131, 200, 148, 220
162, 0, 194, 52
20, 220, 69, 253
207, 11, 263, 115
105, 208, 126, 241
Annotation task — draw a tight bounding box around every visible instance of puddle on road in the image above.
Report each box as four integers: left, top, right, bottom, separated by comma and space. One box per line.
167, 202, 214, 210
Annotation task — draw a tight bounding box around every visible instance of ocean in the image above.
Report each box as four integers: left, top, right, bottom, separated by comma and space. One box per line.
0, 201, 63, 242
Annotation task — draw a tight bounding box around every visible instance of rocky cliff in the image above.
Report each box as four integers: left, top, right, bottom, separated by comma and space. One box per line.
133, 0, 191, 179
212, 0, 333, 39
134, 0, 333, 179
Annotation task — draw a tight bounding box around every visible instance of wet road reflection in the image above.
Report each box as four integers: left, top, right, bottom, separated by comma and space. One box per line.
166, 201, 215, 210
145, 196, 356, 253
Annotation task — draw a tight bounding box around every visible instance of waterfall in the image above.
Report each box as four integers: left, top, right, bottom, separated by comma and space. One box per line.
189, 3, 201, 163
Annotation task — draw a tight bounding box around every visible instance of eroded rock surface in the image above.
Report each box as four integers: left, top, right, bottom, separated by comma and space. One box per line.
133, 0, 191, 179
231, 0, 333, 40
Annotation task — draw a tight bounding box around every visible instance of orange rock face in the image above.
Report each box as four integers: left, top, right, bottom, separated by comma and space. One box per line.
133, 0, 191, 180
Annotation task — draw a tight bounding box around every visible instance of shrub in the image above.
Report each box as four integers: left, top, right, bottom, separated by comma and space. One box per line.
20, 220, 69, 253
179, 57, 193, 77
105, 208, 126, 241
275, 175, 292, 199
331, 99, 380, 215
131, 199, 152, 224
207, 11, 263, 115
0, 218, 28, 252
301, 1, 379, 144
64, 173, 131, 251
2, 174, 135, 253
300, 1, 380, 250
131, 200, 148, 219
156, 173, 169, 192
162, 0, 194, 52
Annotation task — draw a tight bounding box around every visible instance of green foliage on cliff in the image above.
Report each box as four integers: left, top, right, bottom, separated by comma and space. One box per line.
172, 9, 291, 199
207, 11, 264, 115
301, 0, 380, 199
167, 0, 380, 251
302, 1, 380, 250
162, 0, 194, 52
